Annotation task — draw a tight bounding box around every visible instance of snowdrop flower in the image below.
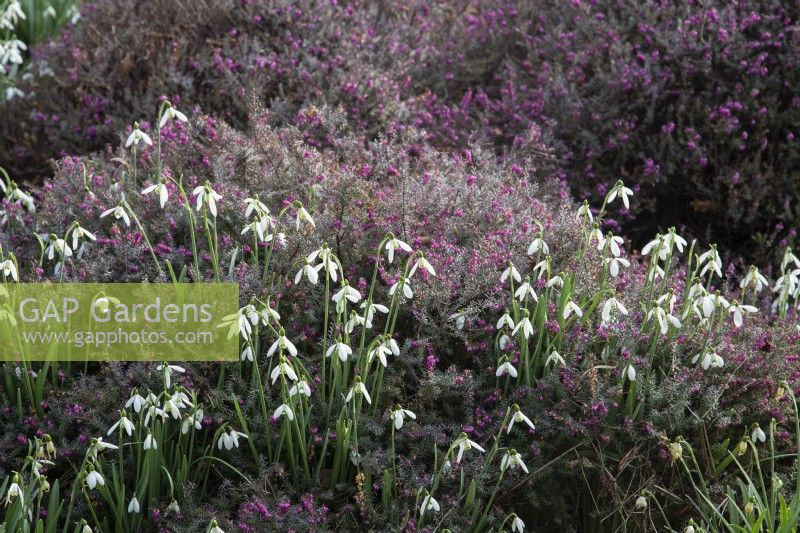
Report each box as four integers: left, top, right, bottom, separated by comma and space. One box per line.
601, 295, 628, 324
641, 234, 664, 260
511, 310, 534, 339
333, 282, 362, 312
409, 252, 436, 278
740, 266, 769, 293
391, 405, 417, 429
388, 276, 413, 301
514, 277, 538, 302
326, 340, 352, 362
507, 404, 535, 434
511, 514, 526, 533
385, 234, 412, 264
624, 364, 636, 381
4, 475, 20, 504
307, 244, 339, 281
563, 299, 583, 320
449, 310, 467, 330
158, 102, 188, 129
692, 351, 724, 370
43, 5, 56, 18
500, 262, 522, 284
368, 337, 399, 367
647, 263, 665, 283
635, 495, 648, 510
527, 236, 549, 256
46, 235, 73, 260
107, 410, 135, 437
345, 311, 365, 334
496, 357, 518, 378
192, 182, 223, 217
546, 349, 565, 369
241, 217, 271, 242
345, 376, 372, 405
647, 304, 681, 335
161, 395, 182, 420
128, 496, 140, 514
361, 302, 389, 329
217, 429, 248, 450
3, 2, 25, 24
751, 425, 766, 444
100, 204, 131, 227
664, 228, 688, 255
125, 122, 152, 148
85, 466, 105, 490
273, 403, 295, 421
607, 180, 633, 209
605, 256, 630, 278
141, 181, 169, 209
728, 300, 758, 328
88, 437, 118, 461
240, 345, 253, 362
454, 432, 485, 463
500, 449, 529, 474
208, 520, 225, 533
576, 200, 593, 223
69, 224, 96, 258
289, 380, 312, 398
698, 245, 722, 279
0, 257, 17, 281
588, 223, 604, 248
781, 247, 800, 271
598, 232, 624, 257
657, 290, 678, 315
294, 201, 315, 230
496, 310, 514, 330
6, 185, 35, 212
270, 357, 298, 384
79, 521, 93, 533
547, 273, 564, 289
267, 330, 298, 357
419, 491, 440, 517
143, 431, 157, 450
156, 363, 185, 389
244, 196, 269, 218
295, 259, 323, 285
181, 409, 203, 434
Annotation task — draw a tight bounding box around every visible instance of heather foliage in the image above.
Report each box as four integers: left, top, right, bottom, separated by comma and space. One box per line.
0, 104, 799, 532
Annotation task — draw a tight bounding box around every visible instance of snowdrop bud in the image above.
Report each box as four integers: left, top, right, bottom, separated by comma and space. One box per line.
744, 499, 754, 516
128, 495, 140, 513
634, 495, 647, 510
208, 519, 225, 533
751, 424, 766, 444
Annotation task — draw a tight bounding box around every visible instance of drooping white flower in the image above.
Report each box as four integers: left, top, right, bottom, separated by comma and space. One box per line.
641, 234, 664, 260
527, 236, 549, 256
454, 432, 485, 463
740, 266, 769, 293
70, 225, 97, 258
647, 304, 681, 335
4, 475, 20, 505
507, 405, 535, 434
345, 311, 365, 334
181, 409, 204, 434
326, 340, 352, 363
270, 358, 299, 384
128, 496, 141, 514
333, 283, 362, 312
514, 278, 538, 302
546, 349, 565, 369
576, 201, 593, 223
267, 331, 298, 357
419, 491, 440, 517
605, 256, 630, 277
607, 180, 634, 209
624, 364, 636, 381
244, 197, 269, 219
511, 514, 526, 533
143, 431, 157, 450
158, 103, 188, 129
500, 449, 529, 474
345, 377, 372, 404
598, 232, 624, 257
391, 405, 417, 430
125, 123, 153, 148
496, 311, 514, 330
295, 260, 323, 285
698, 245, 722, 279
192, 183, 223, 217
141, 182, 169, 209
500, 262, 522, 284
217, 429, 248, 450
751, 425, 766, 444
208, 520, 225, 533
728, 301, 758, 328
273, 403, 295, 421
781, 247, 800, 272
294, 203, 315, 230
409, 253, 436, 278
692, 351, 724, 370
563, 299, 583, 320
289, 380, 312, 398
100, 205, 131, 227
240, 345, 254, 362
155, 363, 185, 389
125, 390, 147, 413
85, 467, 105, 490
449, 311, 467, 330
385, 236, 412, 264
361, 302, 389, 329
511, 312, 534, 339
496, 358, 518, 378
601, 296, 628, 324
0, 257, 18, 281
107, 411, 135, 437
388, 277, 413, 301
657, 290, 678, 315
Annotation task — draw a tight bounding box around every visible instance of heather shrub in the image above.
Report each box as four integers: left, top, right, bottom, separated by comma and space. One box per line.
1, 104, 800, 532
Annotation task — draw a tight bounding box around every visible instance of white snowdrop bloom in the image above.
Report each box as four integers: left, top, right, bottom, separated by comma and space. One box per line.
107, 411, 135, 437
81, 523, 93, 533
192, 183, 223, 217
4, 86, 23, 101
125, 390, 147, 413
507, 405, 535, 434
607, 180, 634, 209
141, 182, 169, 209
208, 520, 225, 533
532, 257, 549, 279
547, 273, 564, 289
498, 334, 512, 350
70, 225, 97, 257
100, 204, 131, 227
598, 232, 624, 257
635, 496, 648, 510
388, 277, 413, 301
641, 234, 664, 260
289, 380, 312, 398
514, 278, 538, 302
244, 197, 269, 219
657, 290, 678, 315
409, 253, 436, 278
728, 301, 758, 328
563, 299, 583, 320
624, 364, 636, 381
698, 245, 722, 278
664, 228, 687, 255
368, 343, 393, 368
241, 217, 272, 242
576, 200, 593, 223
345, 377, 371, 405
647, 304, 681, 335
391, 405, 417, 430
419, 491, 440, 517
267, 331, 298, 357
326, 340, 352, 363
454, 432, 485, 463
4, 475, 20, 505
527, 236, 549, 256
217, 429, 248, 450
546, 349, 565, 369
85, 468, 105, 490
345, 311, 365, 334
155, 363, 185, 389
294, 202, 315, 230
258, 305, 281, 325
692, 351, 724, 370
0, 257, 18, 281
3, 1, 25, 24
125, 123, 153, 148
496, 311, 514, 330
384, 235, 412, 264
495, 358, 517, 378
605, 256, 630, 277
361, 302, 389, 329
161, 395, 182, 420
500, 449, 529, 474
333, 283, 362, 313
158, 103, 188, 129
781, 247, 800, 271
511, 312, 534, 339
88, 437, 119, 460
601, 296, 628, 324
143, 431, 157, 450
295, 260, 323, 285
588, 224, 604, 248
647, 263, 665, 283
512, 514, 526, 533
181, 409, 204, 434
306, 245, 339, 281
500, 262, 522, 284
273, 403, 295, 421
449, 311, 467, 330
740, 266, 769, 293
270, 358, 299, 384
751, 425, 766, 444
7, 186, 35, 212
240, 345, 253, 362
128, 496, 141, 514
45, 236, 73, 260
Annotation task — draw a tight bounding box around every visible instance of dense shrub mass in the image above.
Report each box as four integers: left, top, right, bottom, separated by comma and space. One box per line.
1, 104, 800, 531
2, 0, 799, 262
